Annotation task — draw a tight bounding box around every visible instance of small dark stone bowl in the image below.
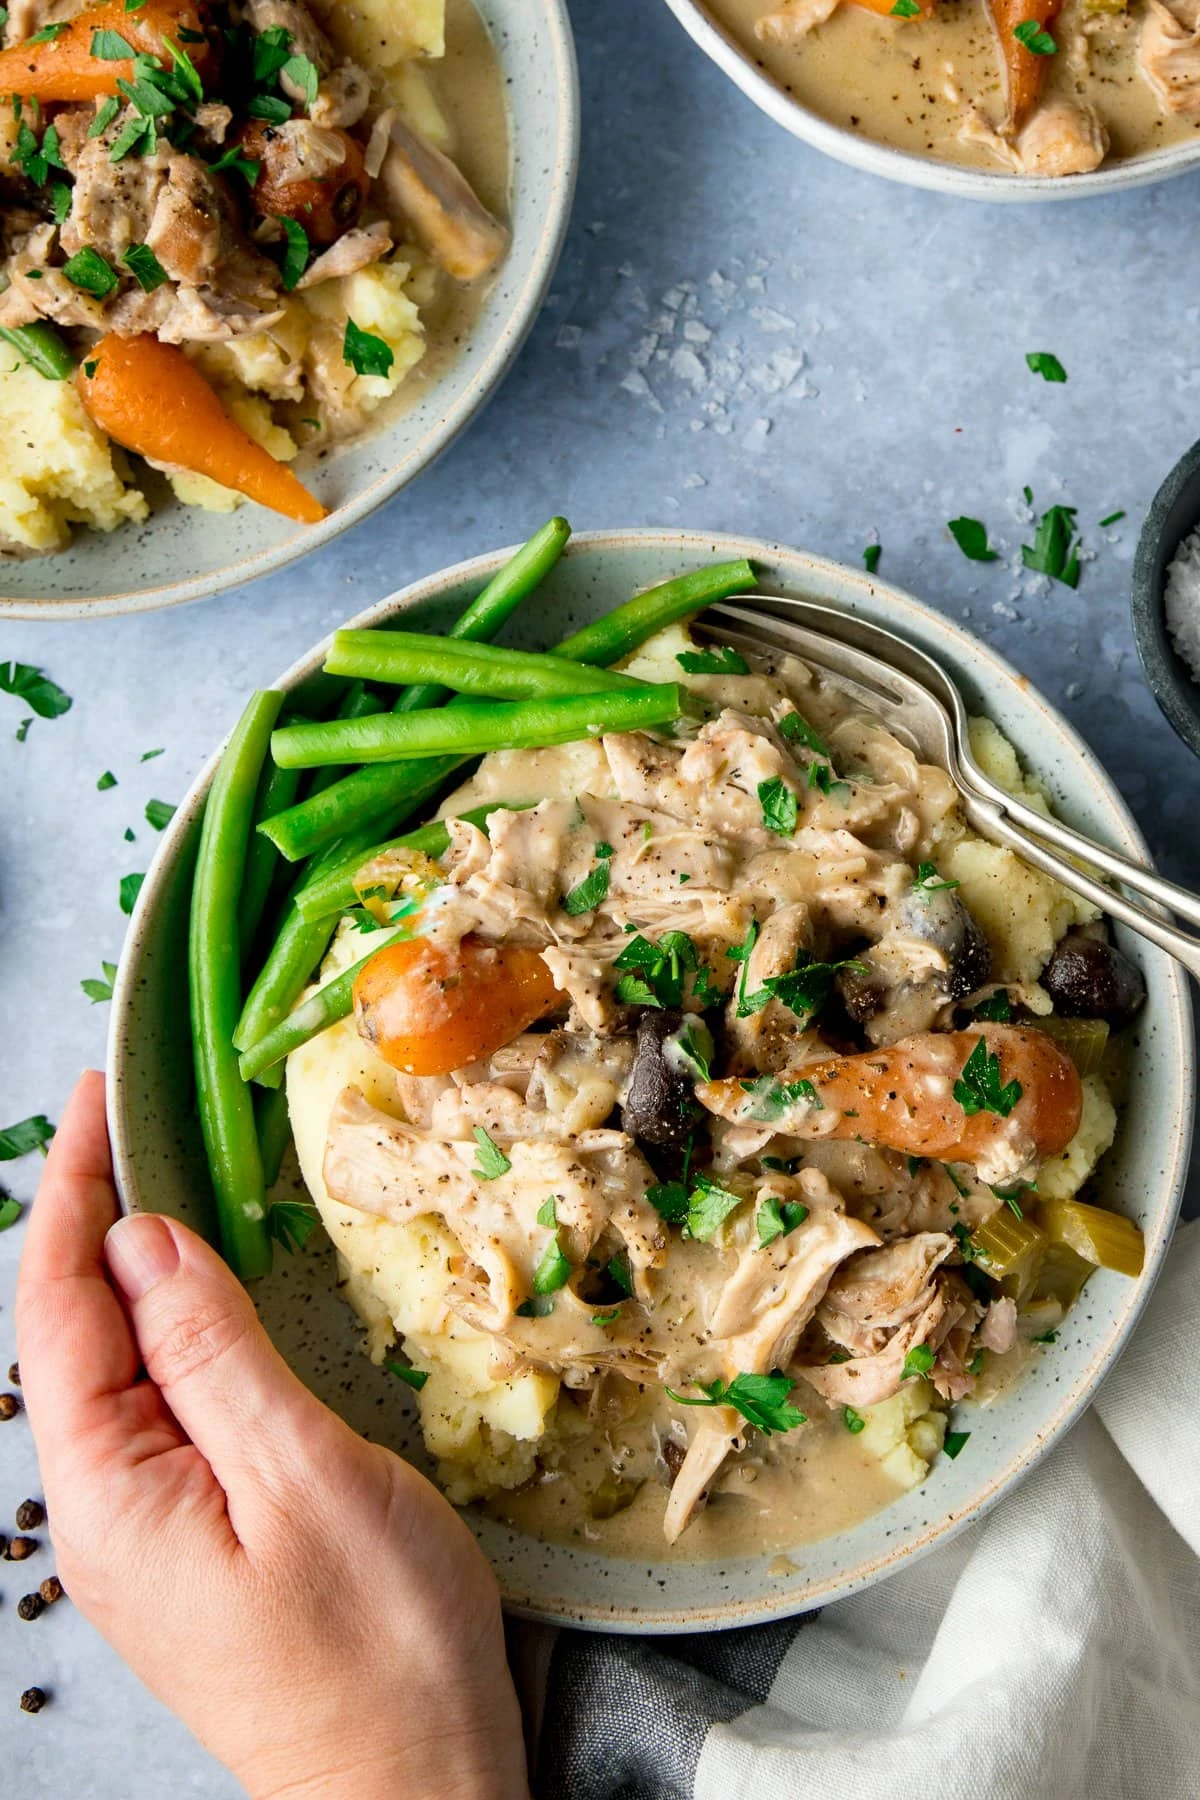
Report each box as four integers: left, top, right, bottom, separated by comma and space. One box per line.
1132, 440, 1200, 760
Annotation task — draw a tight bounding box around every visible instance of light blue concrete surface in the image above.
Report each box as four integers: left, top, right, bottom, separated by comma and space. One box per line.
2, 0, 1198, 1788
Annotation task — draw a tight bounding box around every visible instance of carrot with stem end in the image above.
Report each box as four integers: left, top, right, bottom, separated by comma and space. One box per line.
987, 0, 1061, 133
78, 335, 326, 525
0, 0, 213, 103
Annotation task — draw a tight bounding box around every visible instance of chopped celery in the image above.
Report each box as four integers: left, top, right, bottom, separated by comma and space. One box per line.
970, 1212, 1047, 1301
1033, 1241, 1094, 1309
587, 1475, 643, 1520
1032, 1016, 1110, 1078
1038, 1198, 1145, 1277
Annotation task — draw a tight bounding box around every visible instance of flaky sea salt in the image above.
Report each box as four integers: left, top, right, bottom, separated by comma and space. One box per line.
1165, 528, 1200, 684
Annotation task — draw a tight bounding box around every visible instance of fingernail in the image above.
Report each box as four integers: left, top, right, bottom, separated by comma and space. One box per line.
105, 1214, 180, 1302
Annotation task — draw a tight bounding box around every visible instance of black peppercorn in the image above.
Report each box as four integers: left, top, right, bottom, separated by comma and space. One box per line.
19, 1688, 47, 1714
15, 1500, 44, 1532
0, 1392, 20, 1421
17, 1593, 45, 1622
6, 1363, 18, 1386
38, 1577, 64, 1606
6, 1536, 37, 1562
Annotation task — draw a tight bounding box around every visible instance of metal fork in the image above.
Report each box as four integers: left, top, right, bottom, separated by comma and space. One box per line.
694, 595, 1200, 984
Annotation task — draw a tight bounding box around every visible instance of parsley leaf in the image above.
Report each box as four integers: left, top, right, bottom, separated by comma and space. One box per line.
122, 241, 168, 292
27, 21, 67, 42
267, 1200, 319, 1254
1014, 17, 1057, 52
280, 52, 320, 109
472, 1127, 511, 1181
615, 973, 658, 1007
807, 759, 850, 798
591, 1309, 621, 1326
63, 246, 119, 298
344, 318, 394, 380
385, 1357, 429, 1391
778, 709, 831, 757
0, 1115, 55, 1160
973, 990, 1012, 1023
647, 1180, 690, 1225
891, 0, 921, 14
943, 1429, 971, 1458
912, 860, 959, 896
1032, 1328, 1059, 1345
145, 798, 175, 830
536, 1196, 557, 1228
119, 872, 145, 915
948, 516, 999, 563
953, 1036, 1023, 1119
613, 928, 700, 1008
14, 718, 32, 743
91, 27, 136, 56
863, 544, 881, 574
673, 1018, 712, 1082
685, 1171, 743, 1240
901, 1342, 936, 1381
563, 850, 612, 915
531, 1234, 572, 1296
1022, 503, 1081, 588
1026, 351, 1067, 383
0, 1196, 22, 1232
252, 22, 293, 83
758, 776, 798, 837
756, 1195, 808, 1248
141, 746, 164, 761
211, 143, 261, 184
279, 215, 310, 291
0, 662, 71, 719
667, 1371, 807, 1435
81, 960, 118, 1004
248, 91, 291, 124
515, 1293, 555, 1318
740, 950, 863, 1024
90, 95, 121, 137
676, 645, 750, 676
1099, 510, 1126, 528
738, 1074, 821, 1122
843, 1405, 867, 1433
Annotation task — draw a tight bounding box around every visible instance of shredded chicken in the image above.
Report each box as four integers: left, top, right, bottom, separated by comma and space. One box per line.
377, 117, 509, 281
1140, 0, 1200, 111
755, 0, 842, 41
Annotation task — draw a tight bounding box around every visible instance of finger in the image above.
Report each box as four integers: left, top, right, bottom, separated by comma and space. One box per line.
16, 1072, 142, 1461
104, 1211, 341, 1530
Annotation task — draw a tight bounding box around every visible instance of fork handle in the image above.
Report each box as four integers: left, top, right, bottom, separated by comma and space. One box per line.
960, 789, 1200, 985
962, 771, 1200, 936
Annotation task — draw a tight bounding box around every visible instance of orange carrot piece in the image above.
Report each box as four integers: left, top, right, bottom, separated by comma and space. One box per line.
354, 935, 563, 1076
78, 335, 327, 525
987, 0, 1061, 132
0, 0, 212, 104
852, 0, 936, 19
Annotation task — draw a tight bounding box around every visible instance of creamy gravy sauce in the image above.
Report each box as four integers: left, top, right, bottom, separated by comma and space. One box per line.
708, 0, 1200, 170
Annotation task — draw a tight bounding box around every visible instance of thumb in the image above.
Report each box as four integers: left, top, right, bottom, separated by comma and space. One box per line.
105, 1212, 334, 1514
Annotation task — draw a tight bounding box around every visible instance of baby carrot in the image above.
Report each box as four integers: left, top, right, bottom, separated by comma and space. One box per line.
78, 335, 326, 525
0, 0, 212, 103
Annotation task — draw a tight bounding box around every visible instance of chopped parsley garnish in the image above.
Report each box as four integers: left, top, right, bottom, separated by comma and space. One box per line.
666, 1371, 807, 1435
1014, 18, 1057, 52
778, 709, 831, 757
50, 181, 72, 223
0, 1197, 21, 1232
267, 1200, 319, 1254
15, 718, 32, 743
211, 144, 261, 184
952, 1221, 986, 1264
943, 1429, 971, 1459
27, 21, 67, 41
1099, 510, 1126, 528
532, 1235, 572, 1296
953, 1036, 1023, 1119
91, 27, 136, 57
606, 1253, 633, 1297
685, 1171, 743, 1240
863, 544, 881, 574
991, 1180, 1035, 1219
0, 662, 72, 719
248, 91, 291, 124
344, 318, 395, 380
740, 950, 864, 1025
83, 359, 100, 378
278, 215, 311, 290
891, 0, 921, 13
472, 1126, 511, 1181
536, 1196, 557, 1228
901, 1342, 936, 1381
942, 1163, 971, 1198
843, 1405, 867, 1434
614, 928, 700, 1008
144, 799, 175, 830
673, 1018, 712, 1082
122, 242, 168, 292
14, 117, 65, 186
739, 1074, 821, 1121
1022, 503, 1081, 588
81, 961, 118, 1005
968, 1349, 986, 1377
0, 1115, 55, 1160
281, 51, 320, 109
676, 644, 750, 676
1026, 352, 1066, 383
119, 872, 145, 916
252, 22, 293, 83
141, 746, 165, 761
91, 96, 121, 137
563, 847, 612, 916
1032, 1328, 1060, 1345
913, 861, 959, 896
63, 246, 119, 299
948, 516, 999, 563
591, 1309, 621, 1327
124, 827, 136, 842
756, 1195, 808, 1249
726, 917, 759, 1013
515, 1294, 555, 1319
974, 990, 1012, 1023
758, 776, 798, 838
647, 1179, 689, 1225
807, 760, 851, 799
385, 1358, 429, 1391
762, 1155, 800, 1174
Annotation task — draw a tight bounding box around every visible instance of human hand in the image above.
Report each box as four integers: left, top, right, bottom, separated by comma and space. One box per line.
16, 1072, 529, 1800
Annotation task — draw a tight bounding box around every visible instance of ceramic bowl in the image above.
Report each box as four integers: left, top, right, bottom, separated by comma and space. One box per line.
107, 529, 1195, 1633
1132, 439, 1200, 760
662, 0, 1200, 203
0, 0, 578, 621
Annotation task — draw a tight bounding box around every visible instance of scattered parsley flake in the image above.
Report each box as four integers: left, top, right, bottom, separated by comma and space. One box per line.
384, 1357, 429, 1391
739, 1074, 821, 1122
211, 144, 261, 183
0, 662, 72, 719
15, 718, 32, 742
674, 1018, 712, 1082
63, 246, 119, 298
1033, 1329, 1060, 1345
591, 1309, 621, 1326
472, 1127, 511, 1181
953, 1036, 1023, 1119
666, 1371, 807, 1435
563, 854, 612, 916
1026, 351, 1067, 383
81, 960, 118, 1004
686, 1171, 743, 1241
279, 215, 310, 291
913, 860, 959, 896
90, 95, 121, 137
944, 1429, 971, 1459
676, 644, 750, 676
252, 23, 293, 83
0, 1115, 55, 1160
344, 318, 394, 380
647, 1179, 689, 1225
515, 1294, 556, 1319
1099, 510, 1126, 528
141, 746, 165, 761
740, 950, 864, 1025
974, 990, 1012, 1023
1022, 503, 1081, 588
902, 1343, 936, 1381
267, 1200, 319, 1254
948, 516, 999, 563
758, 775, 798, 838
536, 1196, 557, 1228
863, 544, 881, 574
756, 1195, 808, 1249
532, 1235, 572, 1296
843, 1405, 867, 1434
280, 51, 320, 109
91, 27, 136, 57
144, 798, 175, 831
122, 241, 168, 292
27, 21, 67, 41
0, 1196, 21, 1231
778, 709, 831, 757
119, 872, 145, 916
1014, 17, 1057, 52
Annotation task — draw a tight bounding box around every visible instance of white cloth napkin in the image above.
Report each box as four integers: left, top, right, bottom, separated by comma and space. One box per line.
696, 1218, 1200, 1800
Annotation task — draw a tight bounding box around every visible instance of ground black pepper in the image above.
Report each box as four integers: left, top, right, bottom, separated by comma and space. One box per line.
38, 1577, 64, 1606
6, 1536, 37, 1562
0, 1392, 20, 1421
19, 1688, 47, 1714
17, 1594, 45, 1622
14, 1500, 44, 1532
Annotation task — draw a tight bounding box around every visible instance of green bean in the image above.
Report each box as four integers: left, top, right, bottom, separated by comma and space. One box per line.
260, 518, 571, 862
238, 750, 303, 961
271, 684, 686, 770
258, 552, 755, 863
556, 559, 756, 667
326, 630, 646, 701
256, 1083, 293, 1191
188, 690, 282, 1281
293, 804, 532, 925
238, 928, 407, 1085
0, 322, 75, 381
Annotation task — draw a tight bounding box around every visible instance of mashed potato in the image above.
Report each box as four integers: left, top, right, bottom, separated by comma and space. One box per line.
0, 360, 147, 552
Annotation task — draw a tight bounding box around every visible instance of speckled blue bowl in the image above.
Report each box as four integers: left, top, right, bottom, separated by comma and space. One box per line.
1132, 439, 1200, 761
0, 0, 579, 620
108, 530, 1195, 1632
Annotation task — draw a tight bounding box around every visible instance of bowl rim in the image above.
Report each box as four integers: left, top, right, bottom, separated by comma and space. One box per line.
1132, 437, 1200, 760
661, 0, 1200, 204
0, 0, 580, 623
108, 527, 1196, 1632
